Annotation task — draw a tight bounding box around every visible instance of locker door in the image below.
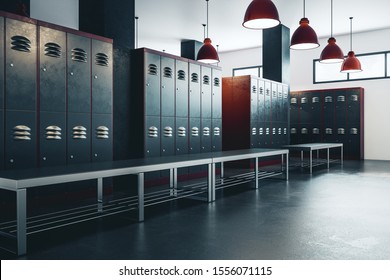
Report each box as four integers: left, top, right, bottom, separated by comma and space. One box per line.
250, 119, 257, 148
0, 110, 4, 170
189, 63, 201, 118
347, 90, 361, 124
201, 66, 212, 119
281, 123, 288, 146
277, 83, 283, 122
282, 85, 289, 123
323, 92, 335, 143
212, 69, 222, 119
5, 18, 37, 111
258, 80, 265, 122
92, 39, 113, 114
300, 123, 310, 144
145, 116, 161, 157
264, 124, 271, 147
176, 117, 189, 155
0, 17, 4, 111
290, 124, 300, 145
201, 118, 212, 152
39, 26, 66, 112
40, 111, 66, 166
92, 113, 113, 162
310, 92, 321, 124
311, 124, 322, 143
161, 117, 175, 156
161, 56, 175, 117
347, 123, 361, 159
264, 80, 271, 122
257, 122, 264, 147
212, 118, 222, 152
189, 118, 201, 154
67, 113, 91, 164
175, 59, 189, 118
300, 91, 311, 123
5, 110, 37, 169
271, 82, 278, 121
290, 91, 300, 125
67, 33, 91, 113
250, 78, 258, 120
144, 52, 161, 116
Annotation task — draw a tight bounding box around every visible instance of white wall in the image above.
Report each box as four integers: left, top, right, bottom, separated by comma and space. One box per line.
219, 28, 390, 161
30, 0, 79, 30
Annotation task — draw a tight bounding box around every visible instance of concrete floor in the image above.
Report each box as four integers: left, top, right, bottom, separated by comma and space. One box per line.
2, 160, 390, 260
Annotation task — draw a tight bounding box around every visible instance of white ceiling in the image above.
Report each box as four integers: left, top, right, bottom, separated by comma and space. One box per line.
135, 0, 390, 55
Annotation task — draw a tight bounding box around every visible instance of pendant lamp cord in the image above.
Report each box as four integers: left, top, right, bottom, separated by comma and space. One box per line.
206, 0, 209, 38
349, 17, 353, 51
330, 0, 333, 37
202, 24, 206, 39
135, 16, 139, 49
303, 0, 306, 18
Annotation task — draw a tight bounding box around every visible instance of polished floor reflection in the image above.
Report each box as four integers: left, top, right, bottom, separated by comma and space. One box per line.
2, 160, 390, 260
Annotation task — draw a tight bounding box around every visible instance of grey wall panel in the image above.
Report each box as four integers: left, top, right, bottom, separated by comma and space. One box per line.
92, 113, 113, 162
0, 17, 4, 111
201, 118, 211, 152
189, 63, 201, 118
175, 59, 189, 117
212, 118, 222, 152
40, 111, 66, 167
212, 69, 222, 119
5, 18, 37, 111
161, 116, 175, 156
39, 26, 66, 112
258, 80, 265, 122
201, 66, 212, 119
67, 33, 91, 113
189, 118, 201, 154
176, 117, 189, 155
161, 56, 175, 117
145, 115, 160, 157
5, 110, 37, 169
0, 110, 4, 170
67, 113, 91, 164
144, 52, 161, 116
92, 39, 113, 114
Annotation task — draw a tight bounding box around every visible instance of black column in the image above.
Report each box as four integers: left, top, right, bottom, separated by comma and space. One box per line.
79, 0, 135, 160
262, 24, 290, 84
0, 0, 30, 16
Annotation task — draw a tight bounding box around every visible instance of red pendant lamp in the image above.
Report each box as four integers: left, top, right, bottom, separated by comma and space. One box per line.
197, 0, 219, 64
242, 0, 280, 29
290, 0, 320, 50
320, 0, 344, 63
341, 17, 362, 73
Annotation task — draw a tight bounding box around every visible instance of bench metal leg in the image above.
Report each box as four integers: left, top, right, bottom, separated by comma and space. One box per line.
255, 157, 259, 189
327, 148, 330, 169
341, 146, 344, 165
170, 168, 178, 197
301, 150, 304, 167
309, 150, 313, 174
220, 162, 224, 184
16, 189, 27, 256
209, 163, 215, 202
286, 153, 289, 181
137, 173, 144, 222
97, 178, 103, 212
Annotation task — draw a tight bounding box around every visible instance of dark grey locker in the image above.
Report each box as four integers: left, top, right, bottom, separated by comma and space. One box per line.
0, 110, 4, 170
250, 119, 257, 148
335, 91, 347, 128
290, 124, 300, 144
39, 26, 66, 112
212, 118, 222, 152
258, 80, 265, 122
201, 66, 212, 119
264, 123, 271, 147
264, 80, 271, 122
250, 78, 258, 120
212, 68, 222, 119
67, 33, 91, 113
161, 56, 175, 117
92, 113, 113, 162
161, 117, 175, 156
347, 90, 361, 121
144, 52, 161, 116
5, 18, 37, 111
0, 17, 4, 111
175, 59, 189, 118
40, 111, 66, 167
281, 123, 288, 146
276, 83, 283, 122
310, 124, 322, 143
5, 110, 37, 169
347, 123, 361, 158
189, 118, 201, 154
323, 92, 335, 126
257, 122, 265, 147
290, 91, 300, 125
310, 92, 321, 124
300, 123, 310, 144
189, 63, 201, 118
92, 39, 113, 114
145, 115, 160, 157
300, 91, 311, 123
67, 113, 91, 164
201, 118, 212, 152
271, 82, 278, 121
176, 117, 188, 155
282, 85, 289, 123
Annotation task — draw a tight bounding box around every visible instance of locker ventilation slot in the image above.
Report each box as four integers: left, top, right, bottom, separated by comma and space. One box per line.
325, 128, 333, 135
96, 126, 109, 139
203, 127, 210, 136
283, 92, 288, 99
266, 128, 270, 135
266, 89, 270, 96
313, 128, 320, 135
95, 53, 109, 66
163, 126, 173, 137
290, 128, 297, 134
337, 95, 345, 102
350, 95, 358, 102
11, 35, 31, 52
301, 97, 307, 104
259, 128, 263, 135
252, 86, 257, 94
272, 128, 276, 135
13, 125, 31, 141
191, 127, 199, 137
177, 70, 186, 80
278, 128, 282, 135
291, 97, 297, 104
163, 67, 173, 78
214, 78, 220, 87
301, 128, 308, 134
350, 128, 358, 135
203, 75, 210, 85
325, 96, 333, 103
71, 48, 87, 63
338, 128, 345, 135
44, 42, 62, 58
45, 125, 62, 140
284, 128, 287, 135
178, 127, 186, 137
148, 126, 158, 138
148, 64, 158, 75
214, 127, 220, 136
272, 91, 277, 98
312, 97, 320, 103
259, 88, 264, 95
191, 73, 199, 83
73, 126, 87, 139
278, 92, 282, 99
252, 128, 257, 135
